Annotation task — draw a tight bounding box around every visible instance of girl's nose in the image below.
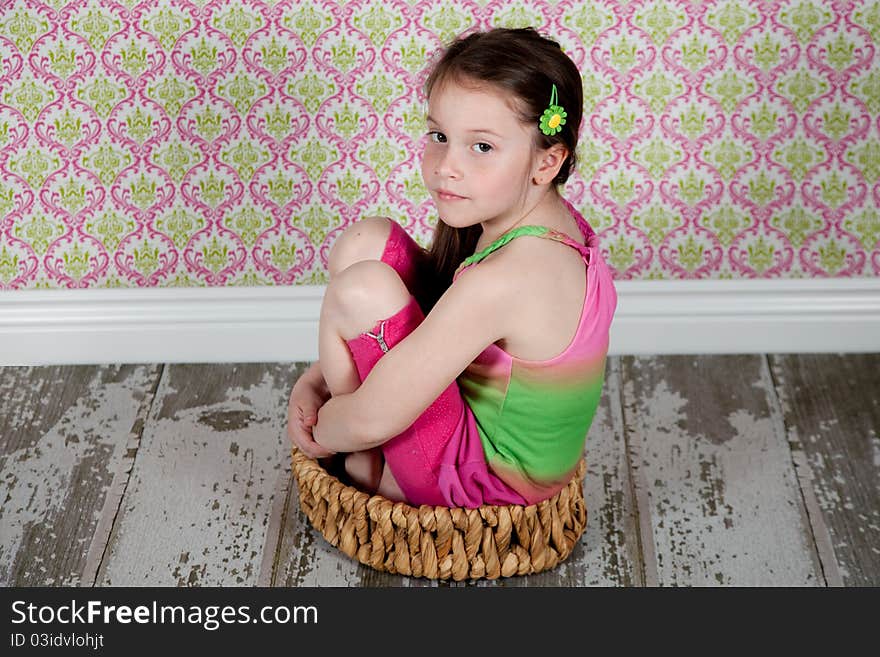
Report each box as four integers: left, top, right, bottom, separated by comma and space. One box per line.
434, 147, 461, 179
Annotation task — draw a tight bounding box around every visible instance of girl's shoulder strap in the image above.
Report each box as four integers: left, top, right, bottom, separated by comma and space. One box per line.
455, 224, 552, 276
453, 200, 598, 280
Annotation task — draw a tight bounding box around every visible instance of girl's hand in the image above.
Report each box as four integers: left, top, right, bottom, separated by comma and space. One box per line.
287, 366, 335, 460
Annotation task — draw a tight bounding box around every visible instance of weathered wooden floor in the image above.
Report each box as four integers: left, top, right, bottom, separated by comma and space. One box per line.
1, 355, 877, 587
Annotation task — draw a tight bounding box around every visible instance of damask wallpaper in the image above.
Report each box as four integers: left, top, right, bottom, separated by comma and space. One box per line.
1, 0, 879, 290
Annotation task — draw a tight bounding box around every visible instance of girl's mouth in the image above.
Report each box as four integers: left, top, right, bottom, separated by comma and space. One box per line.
436, 190, 466, 201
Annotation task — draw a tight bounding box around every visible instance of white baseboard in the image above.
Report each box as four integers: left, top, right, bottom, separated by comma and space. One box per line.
1, 279, 878, 365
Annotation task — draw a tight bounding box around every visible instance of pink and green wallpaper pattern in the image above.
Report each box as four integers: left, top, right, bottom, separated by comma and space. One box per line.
1, 0, 879, 289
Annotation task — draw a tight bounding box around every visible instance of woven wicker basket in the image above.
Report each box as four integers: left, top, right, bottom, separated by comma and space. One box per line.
290, 447, 588, 580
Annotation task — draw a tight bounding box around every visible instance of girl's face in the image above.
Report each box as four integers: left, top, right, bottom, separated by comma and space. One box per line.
421, 78, 540, 230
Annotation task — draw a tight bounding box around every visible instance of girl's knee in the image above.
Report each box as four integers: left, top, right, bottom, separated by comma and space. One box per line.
327, 260, 412, 339
328, 216, 394, 278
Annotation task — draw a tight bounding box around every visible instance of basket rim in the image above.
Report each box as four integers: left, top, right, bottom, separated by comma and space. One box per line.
290, 446, 587, 512
289, 447, 589, 579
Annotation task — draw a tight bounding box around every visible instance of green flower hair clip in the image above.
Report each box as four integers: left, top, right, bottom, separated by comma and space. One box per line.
539, 84, 567, 136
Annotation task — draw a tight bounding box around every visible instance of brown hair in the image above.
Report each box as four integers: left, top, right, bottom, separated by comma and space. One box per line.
414, 27, 584, 313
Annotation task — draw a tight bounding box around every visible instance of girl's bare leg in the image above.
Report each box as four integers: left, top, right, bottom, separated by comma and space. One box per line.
318, 216, 395, 397
318, 227, 410, 499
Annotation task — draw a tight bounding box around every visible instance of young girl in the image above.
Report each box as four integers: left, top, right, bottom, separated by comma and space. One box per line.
287, 27, 617, 509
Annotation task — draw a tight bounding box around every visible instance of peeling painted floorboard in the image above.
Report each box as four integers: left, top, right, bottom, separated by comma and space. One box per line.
0, 365, 161, 586
2, 355, 878, 586
95, 363, 306, 586
769, 354, 880, 586
619, 355, 824, 586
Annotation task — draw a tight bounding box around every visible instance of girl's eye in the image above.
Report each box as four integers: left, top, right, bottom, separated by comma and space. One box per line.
472, 142, 492, 153
427, 131, 446, 143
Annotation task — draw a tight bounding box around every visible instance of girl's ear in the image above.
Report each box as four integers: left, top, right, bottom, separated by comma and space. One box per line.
532, 143, 569, 185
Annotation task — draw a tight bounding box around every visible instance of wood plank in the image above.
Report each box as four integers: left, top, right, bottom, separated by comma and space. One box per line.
96, 363, 306, 586
619, 355, 824, 586
579, 356, 644, 586
257, 461, 294, 586
769, 354, 880, 586
0, 364, 161, 586
272, 358, 642, 586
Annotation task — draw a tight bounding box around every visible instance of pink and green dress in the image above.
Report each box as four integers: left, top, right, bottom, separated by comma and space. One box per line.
437, 199, 618, 506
